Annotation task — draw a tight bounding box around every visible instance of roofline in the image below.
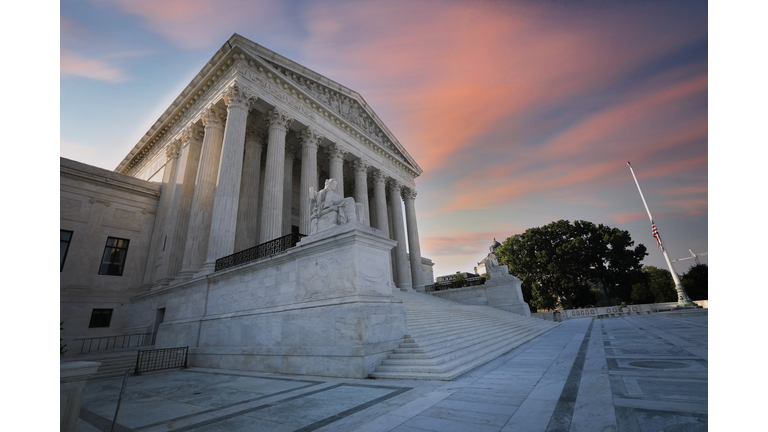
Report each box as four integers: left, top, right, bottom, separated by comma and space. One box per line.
115, 33, 422, 177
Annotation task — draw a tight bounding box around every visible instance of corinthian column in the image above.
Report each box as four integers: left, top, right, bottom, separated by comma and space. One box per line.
371, 170, 389, 237
298, 127, 323, 235
145, 139, 182, 286
388, 180, 413, 291
325, 144, 347, 197
164, 124, 204, 280
282, 144, 297, 235
352, 159, 371, 226
201, 84, 252, 274
260, 107, 293, 242
176, 104, 227, 280
403, 187, 426, 292
235, 125, 265, 252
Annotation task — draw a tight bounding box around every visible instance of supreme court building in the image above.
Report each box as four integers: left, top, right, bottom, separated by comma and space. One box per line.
61, 34, 434, 375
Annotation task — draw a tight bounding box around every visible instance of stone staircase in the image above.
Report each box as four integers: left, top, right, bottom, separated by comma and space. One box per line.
369, 289, 559, 380
63, 348, 144, 380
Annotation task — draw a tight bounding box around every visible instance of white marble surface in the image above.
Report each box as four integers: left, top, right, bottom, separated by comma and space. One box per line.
137, 222, 404, 378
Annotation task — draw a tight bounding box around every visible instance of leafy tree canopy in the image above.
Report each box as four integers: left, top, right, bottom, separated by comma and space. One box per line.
496, 220, 647, 310
681, 263, 707, 301
630, 266, 676, 304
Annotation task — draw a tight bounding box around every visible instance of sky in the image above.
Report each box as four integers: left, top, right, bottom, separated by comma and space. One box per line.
59, 0, 709, 279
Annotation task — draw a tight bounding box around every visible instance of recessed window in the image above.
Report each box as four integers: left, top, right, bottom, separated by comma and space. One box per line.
88, 309, 113, 328
61, 230, 73, 272
98, 237, 130, 276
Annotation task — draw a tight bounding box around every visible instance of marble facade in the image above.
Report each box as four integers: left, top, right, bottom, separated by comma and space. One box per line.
61, 34, 433, 378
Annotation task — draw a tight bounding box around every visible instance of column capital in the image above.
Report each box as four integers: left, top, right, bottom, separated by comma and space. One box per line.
245, 125, 266, 147
265, 107, 294, 132
387, 179, 402, 195
325, 143, 347, 162
166, 140, 182, 160
351, 158, 370, 175
372, 169, 387, 185
298, 126, 324, 150
223, 82, 252, 110
201, 105, 227, 130
181, 123, 204, 145
285, 143, 297, 163
402, 187, 417, 202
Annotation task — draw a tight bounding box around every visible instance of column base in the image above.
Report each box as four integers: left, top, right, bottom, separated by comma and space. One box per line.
151, 278, 174, 291
173, 269, 196, 284
194, 261, 216, 278
398, 283, 413, 292
413, 285, 426, 293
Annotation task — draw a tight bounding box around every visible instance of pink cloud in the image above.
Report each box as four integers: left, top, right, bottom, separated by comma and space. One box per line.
105, 0, 281, 49
60, 49, 129, 83
421, 231, 512, 258
609, 212, 650, 225
295, 1, 706, 179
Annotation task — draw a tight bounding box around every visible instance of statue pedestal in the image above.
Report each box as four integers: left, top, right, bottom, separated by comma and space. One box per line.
150, 222, 405, 379
484, 266, 531, 317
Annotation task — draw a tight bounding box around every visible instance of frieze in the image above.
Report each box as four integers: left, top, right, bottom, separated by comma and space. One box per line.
60, 171, 160, 199
89, 198, 111, 207
114, 209, 136, 220
60, 197, 81, 209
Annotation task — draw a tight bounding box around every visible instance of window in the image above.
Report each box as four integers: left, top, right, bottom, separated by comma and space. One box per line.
98, 237, 130, 276
88, 309, 113, 328
61, 230, 73, 272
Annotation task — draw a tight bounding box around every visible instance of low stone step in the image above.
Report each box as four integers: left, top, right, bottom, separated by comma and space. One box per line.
370, 290, 558, 380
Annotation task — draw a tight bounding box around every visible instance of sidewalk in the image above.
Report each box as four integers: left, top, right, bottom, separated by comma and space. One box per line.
77, 314, 707, 432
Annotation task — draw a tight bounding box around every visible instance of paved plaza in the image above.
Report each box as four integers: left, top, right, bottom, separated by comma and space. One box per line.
77, 314, 707, 432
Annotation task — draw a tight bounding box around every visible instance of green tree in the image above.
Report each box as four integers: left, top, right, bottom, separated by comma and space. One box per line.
630, 266, 676, 304
496, 220, 647, 309
681, 264, 707, 300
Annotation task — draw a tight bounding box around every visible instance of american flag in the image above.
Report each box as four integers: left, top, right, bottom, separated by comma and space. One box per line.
651, 223, 664, 251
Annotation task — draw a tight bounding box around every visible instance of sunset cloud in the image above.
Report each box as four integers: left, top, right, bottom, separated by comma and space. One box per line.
60, 49, 129, 83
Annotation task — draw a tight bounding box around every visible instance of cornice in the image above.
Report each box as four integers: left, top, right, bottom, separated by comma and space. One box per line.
60, 169, 161, 199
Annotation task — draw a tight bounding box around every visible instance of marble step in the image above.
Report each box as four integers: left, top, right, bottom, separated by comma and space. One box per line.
370, 331, 545, 381
405, 317, 547, 341
382, 328, 543, 367
394, 322, 537, 354
371, 292, 558, 380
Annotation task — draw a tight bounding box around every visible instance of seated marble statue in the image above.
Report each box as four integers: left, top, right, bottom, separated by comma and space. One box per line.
309, 178, 359, 235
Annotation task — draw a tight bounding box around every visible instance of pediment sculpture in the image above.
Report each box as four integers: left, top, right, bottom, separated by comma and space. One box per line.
309, 178, 364, 235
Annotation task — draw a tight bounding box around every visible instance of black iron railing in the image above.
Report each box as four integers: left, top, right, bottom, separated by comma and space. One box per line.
425, 276, 486, 293
75, 332, 156, 353
134, 346, 189, 375
215, 232, 306, 272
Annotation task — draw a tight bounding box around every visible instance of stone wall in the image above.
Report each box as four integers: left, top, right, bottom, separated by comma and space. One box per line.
129, 222, 406, 378
60, 157, 161, 350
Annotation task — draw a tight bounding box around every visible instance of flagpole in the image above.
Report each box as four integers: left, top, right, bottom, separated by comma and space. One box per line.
627, 162, 700, 309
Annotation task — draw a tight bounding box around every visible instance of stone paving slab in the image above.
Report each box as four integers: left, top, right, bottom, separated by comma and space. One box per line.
77, 314, 707, 432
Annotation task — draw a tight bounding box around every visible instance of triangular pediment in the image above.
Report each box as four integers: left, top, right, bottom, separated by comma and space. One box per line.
249, 49, 420, 174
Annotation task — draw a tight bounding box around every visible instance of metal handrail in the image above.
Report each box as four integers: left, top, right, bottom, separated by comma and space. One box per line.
75, 332, 157, 353
215, 232, 306, 272
425, 277, 486, 293
134, 346, 189, 375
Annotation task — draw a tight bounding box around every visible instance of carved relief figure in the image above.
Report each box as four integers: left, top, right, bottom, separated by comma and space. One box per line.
340, 98, 350, 119
330, 95, 340, 113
